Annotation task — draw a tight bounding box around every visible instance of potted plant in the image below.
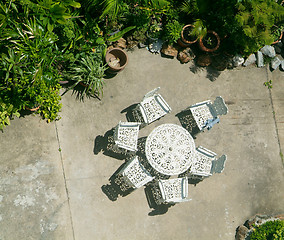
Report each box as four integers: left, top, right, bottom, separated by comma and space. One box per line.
105, 48, 128, 73
147, 18, 163, 43
198, 30, 220, 52
271, 25, 283, 44
67, 50, 107, 98
179, 19, 207, 47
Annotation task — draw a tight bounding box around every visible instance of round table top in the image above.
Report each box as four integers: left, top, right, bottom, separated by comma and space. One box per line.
145, 123, 196, 175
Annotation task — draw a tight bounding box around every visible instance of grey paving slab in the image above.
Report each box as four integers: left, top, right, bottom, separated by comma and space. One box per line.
0, 116, 73, 240
56, 49, 284, 240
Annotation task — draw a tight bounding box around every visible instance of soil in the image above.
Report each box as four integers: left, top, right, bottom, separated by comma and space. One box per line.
202, 32, 218, 49
183, 26, 197, 42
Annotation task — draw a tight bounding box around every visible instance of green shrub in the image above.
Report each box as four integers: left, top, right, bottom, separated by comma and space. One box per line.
163, 20, 183, 45
233, 0, 284, 56
66, 50, 107, 98
250, 220, 284, 240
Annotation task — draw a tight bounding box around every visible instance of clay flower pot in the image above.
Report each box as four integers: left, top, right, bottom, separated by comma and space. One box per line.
178, 24, 199, 47
105, 48, 128, 74
272, 30, 283, 44
198, 30, 220, 52
25, 105, 40, 112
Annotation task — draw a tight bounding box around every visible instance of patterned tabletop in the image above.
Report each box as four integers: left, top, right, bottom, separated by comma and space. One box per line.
145, 124, 196, 175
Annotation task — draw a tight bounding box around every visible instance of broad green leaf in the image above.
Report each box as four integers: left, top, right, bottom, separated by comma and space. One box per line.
107, 26, 136, 42
68, 1, 81, 8
96, 37, 105, 45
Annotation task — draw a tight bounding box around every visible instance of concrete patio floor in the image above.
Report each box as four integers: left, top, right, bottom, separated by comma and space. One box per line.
0, 48, 283, 240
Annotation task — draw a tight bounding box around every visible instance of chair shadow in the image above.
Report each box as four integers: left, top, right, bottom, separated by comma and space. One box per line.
144, 185, 175, 216
101, 160, 135, 201
175, 110, 200, 139
120, 103, 147, 128
94, 128, 132, 160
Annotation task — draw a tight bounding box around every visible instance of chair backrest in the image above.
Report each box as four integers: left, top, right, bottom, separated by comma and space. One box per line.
158, 177, 189, 203
143, 87, 160, 100
209, 96, 228, 117
211, 154, 227, 174
120, 156, 154, 189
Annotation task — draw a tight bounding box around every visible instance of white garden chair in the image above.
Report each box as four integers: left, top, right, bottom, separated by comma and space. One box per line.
190, 146, 217, 178
189, 96, 228, 131
190, 146, 227, 179
113, 121, 141, 152
153, 177, 189, 204
133, 87, 171, 126
118, 156, 154, 189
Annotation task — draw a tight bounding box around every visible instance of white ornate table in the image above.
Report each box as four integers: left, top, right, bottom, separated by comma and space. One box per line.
145, 124, 196, 175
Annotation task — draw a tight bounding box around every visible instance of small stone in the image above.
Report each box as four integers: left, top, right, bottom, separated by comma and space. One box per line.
271, 57, 281, 70
260, 45, 276, 58
243, 54, 256, 66
280, 60, 284, 71
178, 47, 195, 63
232, 54, 244, 67
138, 42, 146, 48
197, 54, 212, 67
160, 44, 179, 58
116, 38, 127, 49
257, 51, 264, 67
235, 225, 249, 240
148, 39, 163, 54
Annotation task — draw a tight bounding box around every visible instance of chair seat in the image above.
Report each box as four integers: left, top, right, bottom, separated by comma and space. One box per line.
190, 101, 214, 130
158, 177, 189, 204
140, 94, 171, 124
114, 122, 140, 152
119, 156, 154, 189
190, 146, 217, 177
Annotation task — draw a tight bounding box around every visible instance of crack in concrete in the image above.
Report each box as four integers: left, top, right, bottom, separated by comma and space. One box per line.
266, 66, 283, 167
54, 121, 76, 240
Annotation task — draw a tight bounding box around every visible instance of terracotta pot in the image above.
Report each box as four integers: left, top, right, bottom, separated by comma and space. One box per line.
177, 38, 191, 48
198, 30, 220, 52
79, 81, 88, 87
25, 105, 40, 112
105, 48, 128, 73
272, 30, 283, 44
180, 24, 199, 46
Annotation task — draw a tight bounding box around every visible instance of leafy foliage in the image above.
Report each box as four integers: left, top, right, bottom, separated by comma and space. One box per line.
250, 220, 284, 240
233, 0, 284, 55
163, 20, 182, 44
66, 49, 107, 98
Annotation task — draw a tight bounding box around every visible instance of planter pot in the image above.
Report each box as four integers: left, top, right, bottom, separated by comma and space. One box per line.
179, 24, 199, 47
25, 105, 40, 112
105, 48, 128, 74
79, 81, 88, 87
272, 30, 283, 44
198, 30, 220, 52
